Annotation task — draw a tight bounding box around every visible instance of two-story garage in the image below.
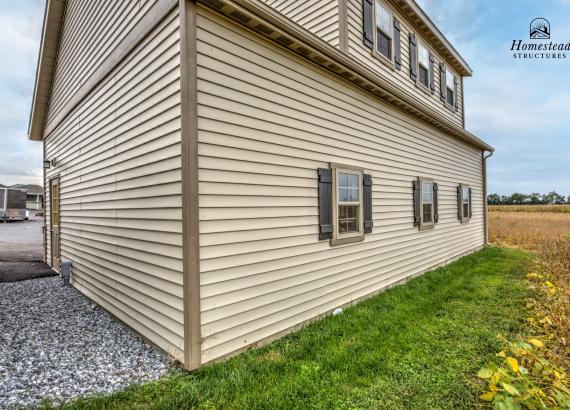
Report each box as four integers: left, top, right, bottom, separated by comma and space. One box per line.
28, 0, 493, 370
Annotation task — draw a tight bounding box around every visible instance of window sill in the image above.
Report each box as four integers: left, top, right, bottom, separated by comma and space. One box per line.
331, 233, 365, 246
371, 49, 396, 71
418, 223, 435, 231
415, 81, 432, 96
444, 101, 457, 113
460, 217, 471, 224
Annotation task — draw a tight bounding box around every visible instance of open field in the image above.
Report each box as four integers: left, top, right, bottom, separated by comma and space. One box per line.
489, 205, 570, 372
45, 247, 529, 410
489, 209, 570, 248
489, 205, 570, 213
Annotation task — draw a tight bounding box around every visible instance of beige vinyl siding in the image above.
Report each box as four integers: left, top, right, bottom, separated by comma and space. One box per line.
346, 0, 464, 127
261, 0, 340, 47
46, 0, 158, 128
197, 8, 483, 363
43, 10, 184, 361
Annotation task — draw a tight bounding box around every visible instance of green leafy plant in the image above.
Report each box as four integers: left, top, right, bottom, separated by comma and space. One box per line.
478, 337, 570, 409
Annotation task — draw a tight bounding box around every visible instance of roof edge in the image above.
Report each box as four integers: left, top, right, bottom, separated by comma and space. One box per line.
391, 0, 472, 76
28, 0, 66, 141
199, 0, 493, 151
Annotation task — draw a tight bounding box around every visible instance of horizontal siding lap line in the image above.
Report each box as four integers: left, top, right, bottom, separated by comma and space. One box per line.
197, 127, 481, 181
61, 229, 182, 261
48, 0, 156, 123
62, 222, 182, 246
61, 217, 182, 233
199, 221, 483, 273
62, 163, 182, 196
55, 125, 182, 184
72, 272, 183, 346
196, 15, 471, 159
72, 277, 184, 361
61, 235, 182, 278
195, 38, 474, 167
60, 181, 182, 203
200, 232, 482, 303
46, 79, 181, 163
200, 238, 483, 335
198, 220, 484, 262
46, 13, 180, 143
200, 239, 483, 355
67, 257, 184, 320
195, 71, 479, 170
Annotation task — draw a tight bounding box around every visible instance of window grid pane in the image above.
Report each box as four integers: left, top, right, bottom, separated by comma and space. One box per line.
418, 44, 429, 68
419, 66, 428, 87
338, 172, 360, 204
422, 181, 433, 204
339, 205, 360, 233
423, 203, 433, 223
376, 1, 391, 34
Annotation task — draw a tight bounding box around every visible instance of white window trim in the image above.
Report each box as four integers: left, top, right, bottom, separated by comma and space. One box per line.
331, 163, 365, 246
419, 177, 435, 231
372, 0, 395, 67
459, 183, 471, 223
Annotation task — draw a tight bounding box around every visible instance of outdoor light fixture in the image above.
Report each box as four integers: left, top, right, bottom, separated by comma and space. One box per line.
43, 160, 51, 169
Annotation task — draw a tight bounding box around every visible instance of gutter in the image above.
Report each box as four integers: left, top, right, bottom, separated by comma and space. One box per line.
482, 150, 494, 244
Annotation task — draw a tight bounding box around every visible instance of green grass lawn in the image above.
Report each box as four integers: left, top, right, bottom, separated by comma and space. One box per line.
50, 246, 531, 410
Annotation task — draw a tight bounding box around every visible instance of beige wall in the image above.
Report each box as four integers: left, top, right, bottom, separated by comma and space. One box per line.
46, 0, 160, 128
261, 0, 340, 47
43, 9, 185, 362
346, 0, 464, 128
196, 7, 483, 363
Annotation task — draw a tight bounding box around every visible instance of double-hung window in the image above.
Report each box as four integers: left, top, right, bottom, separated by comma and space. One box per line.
317, 165, 373, 245
418, 42, 430, 89
458, 183, 472, 222
336, 168, 363, 237
421, 180, 434, 225
462, 186, 470, 218
446, 68, 456, 106
413, 177, 438, 230
374, 1, 393, 61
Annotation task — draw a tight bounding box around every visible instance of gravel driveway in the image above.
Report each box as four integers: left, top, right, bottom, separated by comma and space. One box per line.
0, 277, 173, 408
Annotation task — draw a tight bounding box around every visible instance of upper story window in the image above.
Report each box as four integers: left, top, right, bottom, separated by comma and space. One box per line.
374, 1, 393, 61
418, 42, 430, 89
446, 68, 456, 106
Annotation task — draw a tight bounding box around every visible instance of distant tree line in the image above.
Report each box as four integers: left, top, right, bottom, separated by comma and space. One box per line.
487, 192, 569, 205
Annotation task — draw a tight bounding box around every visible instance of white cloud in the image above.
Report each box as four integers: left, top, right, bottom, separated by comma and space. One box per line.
0, 0, 44, 186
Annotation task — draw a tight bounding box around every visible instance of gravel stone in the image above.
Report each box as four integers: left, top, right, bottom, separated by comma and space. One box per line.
0, 277, 173, 408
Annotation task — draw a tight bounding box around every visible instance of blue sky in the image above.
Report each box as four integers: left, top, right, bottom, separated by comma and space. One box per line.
0, 0, 569, 195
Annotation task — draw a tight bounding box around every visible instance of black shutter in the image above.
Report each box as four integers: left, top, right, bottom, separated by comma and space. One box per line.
457, 185, 462, 220
394, 18, 401, 70
439, 63, 446, 102
363, 0, 373, 49
433, 182, 439, 223
429, 54, 436, 94
469, 187, 473, 218
454, 76, 459, 111
363, 174, 373, 234
413, 179, 421, 227
318, 168, 333, 240
409, 33, 417, 81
